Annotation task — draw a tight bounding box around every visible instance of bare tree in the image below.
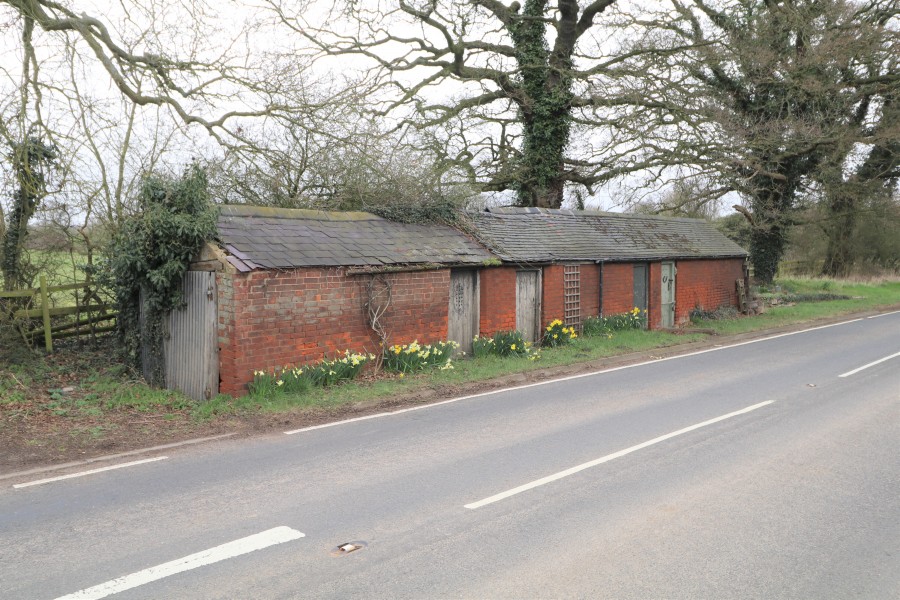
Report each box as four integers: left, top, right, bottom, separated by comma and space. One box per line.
262, 0, 668, 208
609, 0, 899, 282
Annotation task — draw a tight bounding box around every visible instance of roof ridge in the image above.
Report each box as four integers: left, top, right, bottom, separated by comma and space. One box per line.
478, 206, 707, 223
219, 204, 382, 222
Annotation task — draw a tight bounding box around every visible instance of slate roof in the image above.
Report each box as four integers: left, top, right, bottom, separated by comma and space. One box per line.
216, 205, 493, 271
469, 207, 748, 263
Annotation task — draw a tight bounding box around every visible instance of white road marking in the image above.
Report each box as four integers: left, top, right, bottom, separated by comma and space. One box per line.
838, 351, 900, 378
286, 318, 860, 435
867, 310, 900, 319
464, 400, 775, 509
13, 457, 168, 489
54, 526, 304, 600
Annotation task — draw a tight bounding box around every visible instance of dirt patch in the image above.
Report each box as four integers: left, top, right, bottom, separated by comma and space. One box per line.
1, 308, 892, 475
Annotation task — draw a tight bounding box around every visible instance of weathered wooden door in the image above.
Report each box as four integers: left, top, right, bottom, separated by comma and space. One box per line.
633, 264, 648, 314
448, 270, 478, 354
661, 262, 676, 328
516, 270, 541, 343
164, 271, 219, 400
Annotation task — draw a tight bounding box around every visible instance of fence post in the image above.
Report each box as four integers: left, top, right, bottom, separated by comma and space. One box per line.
40, 275, 53, 353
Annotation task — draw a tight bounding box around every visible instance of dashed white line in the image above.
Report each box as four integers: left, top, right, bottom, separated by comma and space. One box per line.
54, 526, 305, 600
464, 400, 775, 509
13, 457, 168, 489
286, 318, 860, 435
839, 351, 900, 378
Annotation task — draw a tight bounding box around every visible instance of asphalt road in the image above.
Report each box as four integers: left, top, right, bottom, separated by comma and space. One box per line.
1, 312, 898, 599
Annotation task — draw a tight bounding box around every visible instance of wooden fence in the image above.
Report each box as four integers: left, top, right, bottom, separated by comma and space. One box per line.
0, 276, 116, 352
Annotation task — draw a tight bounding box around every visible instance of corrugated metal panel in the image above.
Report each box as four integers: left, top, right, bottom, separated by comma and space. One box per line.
163, 272, 219, 401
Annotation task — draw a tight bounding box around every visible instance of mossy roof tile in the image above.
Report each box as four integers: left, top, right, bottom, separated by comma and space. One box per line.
217, 205, 492, 269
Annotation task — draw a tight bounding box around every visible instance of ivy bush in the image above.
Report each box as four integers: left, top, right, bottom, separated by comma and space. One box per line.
106, 164, 218, 384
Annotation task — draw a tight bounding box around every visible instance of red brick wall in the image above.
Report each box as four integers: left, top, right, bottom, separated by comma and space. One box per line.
600, 263, 635, 317
218, 267, 451, 396
541, 264, 565, 328
216, 271, 237, 394
580, 264, 601, 319
479, 267, 517, 336
674, 258, 745, 325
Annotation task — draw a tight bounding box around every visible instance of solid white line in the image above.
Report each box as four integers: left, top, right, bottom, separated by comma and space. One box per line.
464, 400, 775, 510
13, 457, 168, 489
285, 318, 860, 435
54, 526, 304, 600
838, 351, 900, 378
867, 310, 900, 319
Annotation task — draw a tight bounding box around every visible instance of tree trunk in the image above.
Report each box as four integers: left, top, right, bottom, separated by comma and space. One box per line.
510, 0, 572, 209
749, 223, 786, 284
821, 189, 857, 278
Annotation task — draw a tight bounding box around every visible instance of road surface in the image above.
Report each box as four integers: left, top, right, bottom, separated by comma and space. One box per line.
1, 312, 898, 599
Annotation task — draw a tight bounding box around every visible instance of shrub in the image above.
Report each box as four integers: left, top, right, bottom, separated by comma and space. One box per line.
383, 340, 457, 373
543, 319, 577, 347
472, 330, 540, 360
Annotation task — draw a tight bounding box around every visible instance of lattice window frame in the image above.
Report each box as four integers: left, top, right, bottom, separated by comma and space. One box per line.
563, 265, 581, 331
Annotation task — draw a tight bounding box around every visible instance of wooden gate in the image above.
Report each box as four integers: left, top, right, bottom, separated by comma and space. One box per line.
142, 271, 218, 400
516, 270, 541, 342
448, 270, 478, 354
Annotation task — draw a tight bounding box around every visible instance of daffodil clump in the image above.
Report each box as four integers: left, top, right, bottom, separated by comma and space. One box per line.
582, 307, 647, 337
472, 330, 539, 360
383, 340, 458, 374
542, 318, 578, 347
249, 350, 375, 397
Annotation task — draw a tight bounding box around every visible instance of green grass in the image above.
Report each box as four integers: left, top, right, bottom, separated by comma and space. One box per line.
198, 328, 708, 418
5, 277, 899, 428
694, 278, 900, 336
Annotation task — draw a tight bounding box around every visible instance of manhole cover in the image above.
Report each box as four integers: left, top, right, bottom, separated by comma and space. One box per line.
330, 541, 367, 557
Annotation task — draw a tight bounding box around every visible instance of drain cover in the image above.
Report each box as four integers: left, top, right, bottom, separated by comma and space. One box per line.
330, 541, 367, 557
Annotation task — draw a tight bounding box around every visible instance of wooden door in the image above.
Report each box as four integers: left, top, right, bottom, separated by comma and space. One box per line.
516, 270, 541, 343
633, 263, 648, 315
661, 262, 676, 328
448, 270, 478, 354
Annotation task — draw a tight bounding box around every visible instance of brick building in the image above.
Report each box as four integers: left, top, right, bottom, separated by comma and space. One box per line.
183, 206, 493, 397
160, 205, 747, 399
468, 207, 748, 337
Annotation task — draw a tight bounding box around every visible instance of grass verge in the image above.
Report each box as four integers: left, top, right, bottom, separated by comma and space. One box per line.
2, 276, 899, 469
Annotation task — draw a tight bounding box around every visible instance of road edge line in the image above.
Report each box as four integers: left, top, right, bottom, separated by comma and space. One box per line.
285, 317, 861, 435
0, 434, 236, 482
